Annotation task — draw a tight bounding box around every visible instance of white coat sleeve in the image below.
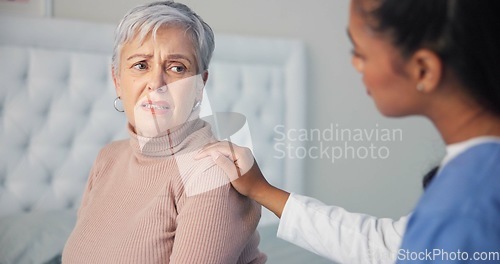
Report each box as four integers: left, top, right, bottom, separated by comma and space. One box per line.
277, 193, 408, 264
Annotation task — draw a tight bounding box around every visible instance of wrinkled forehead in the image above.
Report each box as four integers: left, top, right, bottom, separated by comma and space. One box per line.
126, 24, 195, 50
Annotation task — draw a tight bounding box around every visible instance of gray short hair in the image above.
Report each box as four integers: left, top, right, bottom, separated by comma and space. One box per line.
112, 1, 215, 74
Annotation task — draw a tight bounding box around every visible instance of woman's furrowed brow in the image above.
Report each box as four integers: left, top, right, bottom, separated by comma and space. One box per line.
166, 54, 192, 64
127, 54, 153, 61
126, 53, 192, 64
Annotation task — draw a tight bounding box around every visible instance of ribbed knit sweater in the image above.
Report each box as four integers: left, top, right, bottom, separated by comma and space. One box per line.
62, 119, 266, 263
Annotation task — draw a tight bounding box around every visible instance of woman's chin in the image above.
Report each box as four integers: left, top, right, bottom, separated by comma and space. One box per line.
134, 119, 196, 137
132, 110, 172, 137
375, 105, 417, 118
134, 120, 173, 137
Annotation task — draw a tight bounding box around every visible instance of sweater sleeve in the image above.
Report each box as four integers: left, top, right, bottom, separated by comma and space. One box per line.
76, 142, 121, 218
170, 164, 264, 264
278, 193, 407, 264
76, 150, 102, 218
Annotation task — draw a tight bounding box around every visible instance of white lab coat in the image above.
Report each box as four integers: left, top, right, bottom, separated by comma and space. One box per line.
277, 193, 408, 264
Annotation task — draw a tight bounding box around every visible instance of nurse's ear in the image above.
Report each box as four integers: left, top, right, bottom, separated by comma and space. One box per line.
408, 49, 443, 93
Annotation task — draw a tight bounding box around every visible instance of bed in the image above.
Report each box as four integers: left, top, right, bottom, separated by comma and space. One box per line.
0, 15, 331, 263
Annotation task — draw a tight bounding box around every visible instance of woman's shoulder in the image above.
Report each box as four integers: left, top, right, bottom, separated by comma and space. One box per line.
443, 141, 500, 182
173, 152, 231, 197
94, 139, 130, 163
100, 138, 128, 152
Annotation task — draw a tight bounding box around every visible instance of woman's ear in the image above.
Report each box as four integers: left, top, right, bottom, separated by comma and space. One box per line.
409, 49, 443, 93
202, 70, 209, 85
112, 67, 122, 97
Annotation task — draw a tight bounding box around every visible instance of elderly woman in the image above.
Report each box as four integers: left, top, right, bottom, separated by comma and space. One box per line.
62, 1, 266, 263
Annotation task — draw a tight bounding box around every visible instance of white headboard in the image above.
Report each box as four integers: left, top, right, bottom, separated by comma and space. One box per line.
0, 15, 306, 225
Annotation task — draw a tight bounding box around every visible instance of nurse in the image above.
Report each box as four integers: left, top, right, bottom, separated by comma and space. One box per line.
196, 0, 500, 263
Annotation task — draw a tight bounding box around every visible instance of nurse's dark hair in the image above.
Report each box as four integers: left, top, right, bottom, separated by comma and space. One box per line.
355, 0, 500, 116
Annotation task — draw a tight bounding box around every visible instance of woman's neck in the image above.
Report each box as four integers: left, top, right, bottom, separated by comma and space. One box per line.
128, 118, 207, 158
430, 103, 500, 145
423, 77, 500, 145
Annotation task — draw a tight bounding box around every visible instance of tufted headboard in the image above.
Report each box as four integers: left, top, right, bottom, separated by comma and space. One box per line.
0, 15, 306, 226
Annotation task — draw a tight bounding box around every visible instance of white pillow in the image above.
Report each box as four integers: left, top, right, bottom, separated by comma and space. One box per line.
0, 210, 76, 264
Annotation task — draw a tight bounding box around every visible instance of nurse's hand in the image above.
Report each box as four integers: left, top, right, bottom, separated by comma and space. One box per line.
194, 141, 266, 197
195, 141, 289, 218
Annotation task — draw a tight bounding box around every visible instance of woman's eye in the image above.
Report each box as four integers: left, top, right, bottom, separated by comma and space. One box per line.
169, 65, 186, 73
132, 62, 148, 70
350, 49, 363, 59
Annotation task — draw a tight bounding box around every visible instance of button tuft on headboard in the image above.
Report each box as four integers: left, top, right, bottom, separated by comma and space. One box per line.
23, 205, 32, 212
66, 200, 74, 209
45, 175, 53, 185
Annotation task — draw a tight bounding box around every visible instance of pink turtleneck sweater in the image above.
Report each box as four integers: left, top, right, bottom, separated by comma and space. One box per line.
62, 119, 266, 263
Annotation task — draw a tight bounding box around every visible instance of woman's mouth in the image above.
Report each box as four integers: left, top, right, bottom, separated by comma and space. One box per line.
141, 100, 170, 114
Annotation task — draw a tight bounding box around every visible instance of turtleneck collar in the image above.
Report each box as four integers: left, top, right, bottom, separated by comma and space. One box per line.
128, 118, 212, 158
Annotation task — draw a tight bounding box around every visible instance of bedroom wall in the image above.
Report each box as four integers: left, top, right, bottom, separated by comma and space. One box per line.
52, 0, 445, 219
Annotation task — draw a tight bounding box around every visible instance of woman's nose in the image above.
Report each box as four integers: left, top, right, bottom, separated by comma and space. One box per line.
147, 67, 168, 92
